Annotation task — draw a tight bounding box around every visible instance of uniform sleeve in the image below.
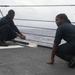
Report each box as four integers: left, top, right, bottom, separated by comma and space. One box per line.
0, 17, 6, 27
11, 20, 21, 34
0, 19, 2, 27
54, 27, 63, 44
0, 17, 10, 27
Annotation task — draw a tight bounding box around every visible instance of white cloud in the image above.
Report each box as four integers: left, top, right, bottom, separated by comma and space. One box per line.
0, 0, 75, 29
0, 0, 75, 5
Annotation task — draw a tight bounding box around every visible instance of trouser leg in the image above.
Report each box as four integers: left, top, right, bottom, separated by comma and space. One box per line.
6, 28, 17, 41
56, 43, 75, 62
0, 25, 10, 41
0, 25, 17, 41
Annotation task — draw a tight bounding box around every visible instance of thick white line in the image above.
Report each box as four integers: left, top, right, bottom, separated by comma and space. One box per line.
0, 45, 23, 49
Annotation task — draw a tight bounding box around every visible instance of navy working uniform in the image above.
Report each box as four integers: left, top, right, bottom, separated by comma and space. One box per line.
54, 22, 75, 62
0, 15, 21, 41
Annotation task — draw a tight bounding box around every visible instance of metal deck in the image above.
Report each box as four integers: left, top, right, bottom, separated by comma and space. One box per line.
0, 42, 75, 75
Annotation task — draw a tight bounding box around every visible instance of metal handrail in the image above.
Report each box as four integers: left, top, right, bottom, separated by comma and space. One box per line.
14, 18, 75, 24
14, 18, 54, 23
16, 25, 56, 30
0, 5, 75, 7
0, 10, 3, 17
21, 32, 55, 38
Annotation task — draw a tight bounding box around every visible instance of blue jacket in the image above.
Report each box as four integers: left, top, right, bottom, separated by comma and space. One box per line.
0, 15, 21, 34
54, 22, 75, 44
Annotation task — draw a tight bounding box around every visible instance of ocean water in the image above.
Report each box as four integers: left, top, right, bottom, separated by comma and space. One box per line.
16, 26, 66, 47
16, 26, 56, 47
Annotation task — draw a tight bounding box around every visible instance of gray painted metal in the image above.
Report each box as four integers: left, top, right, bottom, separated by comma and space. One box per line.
0, 42, 75, 75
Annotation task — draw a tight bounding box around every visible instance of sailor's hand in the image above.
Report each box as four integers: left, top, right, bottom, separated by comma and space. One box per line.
18, 34, 26, 40
20, 34, 26, 40
46, 59, 54, 64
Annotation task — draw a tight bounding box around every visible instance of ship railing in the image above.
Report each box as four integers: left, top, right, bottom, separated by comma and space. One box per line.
0, 4, 75, 48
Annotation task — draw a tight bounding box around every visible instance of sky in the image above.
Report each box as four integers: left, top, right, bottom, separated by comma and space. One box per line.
0, 0, 75, 5
0, 0, 75, 29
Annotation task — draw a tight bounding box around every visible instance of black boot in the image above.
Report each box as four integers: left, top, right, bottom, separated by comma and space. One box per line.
0, 40, 8, 46
68, 57, 75, 68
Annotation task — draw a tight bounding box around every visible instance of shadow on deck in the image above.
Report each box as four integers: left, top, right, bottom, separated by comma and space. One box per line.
0, 41, 75, 75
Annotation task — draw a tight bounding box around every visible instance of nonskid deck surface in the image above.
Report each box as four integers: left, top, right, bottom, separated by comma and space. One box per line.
0, 41, 75, 75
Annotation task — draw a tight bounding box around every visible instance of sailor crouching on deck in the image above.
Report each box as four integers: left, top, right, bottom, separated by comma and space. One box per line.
0, 9, 26, 46
47, 14, 75, 68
